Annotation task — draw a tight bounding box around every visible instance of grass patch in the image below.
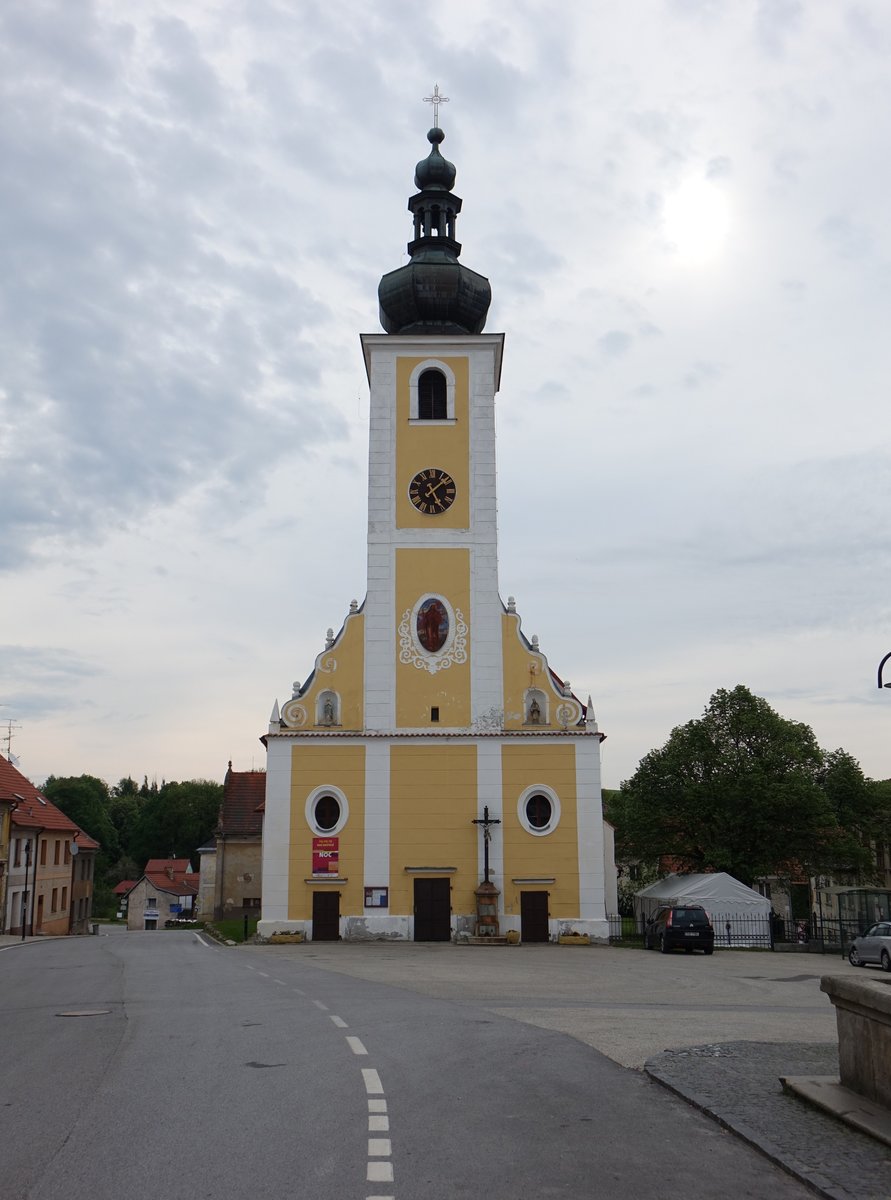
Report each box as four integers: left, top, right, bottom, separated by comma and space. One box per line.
208, 916, 259, 943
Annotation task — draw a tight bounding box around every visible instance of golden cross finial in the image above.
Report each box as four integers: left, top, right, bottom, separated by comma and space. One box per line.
423, 83, 449, 127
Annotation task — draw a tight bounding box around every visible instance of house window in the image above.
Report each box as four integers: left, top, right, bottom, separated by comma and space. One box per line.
61, 887, 68, 910
417, 369, 447, 420
147, 896, 157, 907
13, 839, 20, 868
64, 842, 71, 865
54, 840, 61, 865
51, 888, 58, 912
40, 840, 47, 866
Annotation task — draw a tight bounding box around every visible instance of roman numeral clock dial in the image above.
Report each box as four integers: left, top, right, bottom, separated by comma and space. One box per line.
408, 467, 456, 515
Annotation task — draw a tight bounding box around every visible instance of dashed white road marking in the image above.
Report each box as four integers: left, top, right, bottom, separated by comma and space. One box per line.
362, 1069, 384, 1095
368, 1098, 387, 1113
368, 1115, 389, 1132
193, 933, 210, 948
313, 999, 329, 1011
257, 972, 270, 978
368, 1138, 391, 1157
346, 1036, 368, 1055
273, 978, 286, 985
367, 1162, 394, 1184
293, 988, 305, 995
366, 1196, 394, 1200
330, 1015, 348, 1028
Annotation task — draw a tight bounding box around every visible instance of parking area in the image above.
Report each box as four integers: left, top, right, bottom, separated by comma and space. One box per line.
246, 940, 861, 1069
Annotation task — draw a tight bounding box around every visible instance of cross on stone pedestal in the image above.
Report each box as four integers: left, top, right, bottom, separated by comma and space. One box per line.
471, 805, 501, 884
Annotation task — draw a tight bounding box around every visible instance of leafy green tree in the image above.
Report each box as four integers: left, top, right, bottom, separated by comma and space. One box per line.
611, 685, 868, 886
129, 779, 222, 869
42, 774, 120, 867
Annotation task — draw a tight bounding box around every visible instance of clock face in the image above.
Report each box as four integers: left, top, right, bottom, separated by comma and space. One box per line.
408, 467, 456, 515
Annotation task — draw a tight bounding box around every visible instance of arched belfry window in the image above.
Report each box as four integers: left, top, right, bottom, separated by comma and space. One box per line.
417, 369, 447, 420
408, 359, 456, 422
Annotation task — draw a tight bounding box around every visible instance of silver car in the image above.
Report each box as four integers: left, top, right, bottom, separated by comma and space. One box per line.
848, 921, 891, 971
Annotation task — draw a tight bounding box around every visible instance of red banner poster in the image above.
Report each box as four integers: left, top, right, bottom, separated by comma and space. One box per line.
312, 837, 339, 874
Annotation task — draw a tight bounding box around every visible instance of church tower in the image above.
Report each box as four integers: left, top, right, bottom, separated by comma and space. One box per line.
258, 120, 614, 943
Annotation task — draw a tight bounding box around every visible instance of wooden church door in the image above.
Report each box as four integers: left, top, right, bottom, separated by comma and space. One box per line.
312, 891, 340, 941
520, 892, 549, 942
413, 878, 451, 941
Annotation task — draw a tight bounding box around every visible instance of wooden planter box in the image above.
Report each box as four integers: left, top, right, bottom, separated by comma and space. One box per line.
268, 933, 305, 944
558, 933, 590, 945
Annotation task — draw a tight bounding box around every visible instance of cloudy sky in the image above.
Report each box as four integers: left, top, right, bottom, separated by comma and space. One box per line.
2, 0, 890, 792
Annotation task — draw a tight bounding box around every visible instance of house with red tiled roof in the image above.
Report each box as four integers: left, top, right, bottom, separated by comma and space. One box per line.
1, 753, 100, 935
124, 858, 199, 930
208, 763, 265, 920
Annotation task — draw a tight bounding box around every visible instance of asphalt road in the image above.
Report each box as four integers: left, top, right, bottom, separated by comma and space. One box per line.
1, 930, 829, 1200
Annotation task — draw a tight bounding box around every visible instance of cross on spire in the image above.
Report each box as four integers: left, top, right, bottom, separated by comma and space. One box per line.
423, 82, 449, 127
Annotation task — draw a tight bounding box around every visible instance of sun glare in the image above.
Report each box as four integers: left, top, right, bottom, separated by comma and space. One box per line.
662, 178, 731, 264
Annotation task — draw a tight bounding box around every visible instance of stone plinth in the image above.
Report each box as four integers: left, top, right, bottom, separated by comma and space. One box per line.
820, 974, 891, 1107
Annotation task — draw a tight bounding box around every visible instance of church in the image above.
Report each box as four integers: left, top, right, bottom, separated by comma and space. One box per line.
257, 113, 616, 943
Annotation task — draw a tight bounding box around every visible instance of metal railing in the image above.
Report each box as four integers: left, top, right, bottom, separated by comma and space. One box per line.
608, 911, 862, 954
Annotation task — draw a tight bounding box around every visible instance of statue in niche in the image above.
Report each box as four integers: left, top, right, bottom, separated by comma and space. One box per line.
321, 695, 336, 725
528, 698, 542, 725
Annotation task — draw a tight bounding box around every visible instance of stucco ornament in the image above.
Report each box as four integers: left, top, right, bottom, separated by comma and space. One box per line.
471, 706, 521, 732
281, 700, 308, 727
398, 595, 467, 674
555, 700, 581, 728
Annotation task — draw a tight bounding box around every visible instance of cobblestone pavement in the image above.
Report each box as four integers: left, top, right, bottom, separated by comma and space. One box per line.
645, 1041, 891, 1200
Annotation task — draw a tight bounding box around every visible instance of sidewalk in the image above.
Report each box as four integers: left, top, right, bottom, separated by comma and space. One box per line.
0, 933, 67, 949
645, 1040, 891, 1200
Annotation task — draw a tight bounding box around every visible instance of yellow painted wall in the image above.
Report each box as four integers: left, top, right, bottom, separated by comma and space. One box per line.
395, 357, 470, 530
501, 612, 558, 730
501, 743, 580, 918
395, 548, 471, 727
288, 744, 365, 920
292, 612, 364, 731
389, 743, 478, 917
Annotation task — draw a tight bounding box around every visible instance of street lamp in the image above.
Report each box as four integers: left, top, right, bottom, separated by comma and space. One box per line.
878, 652, 891, 690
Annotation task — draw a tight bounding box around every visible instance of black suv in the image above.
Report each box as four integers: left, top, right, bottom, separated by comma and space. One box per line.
645, 905, 715, 954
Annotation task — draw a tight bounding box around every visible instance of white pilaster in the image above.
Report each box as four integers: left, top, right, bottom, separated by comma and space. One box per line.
363, 742, 390, 903
575, 736, 609, 940
257, 737, 293, 935
476, 740, 504, 908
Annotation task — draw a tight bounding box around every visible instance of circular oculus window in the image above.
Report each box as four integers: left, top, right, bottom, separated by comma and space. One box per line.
305, 786, 349, 836
517, 786, 561, 836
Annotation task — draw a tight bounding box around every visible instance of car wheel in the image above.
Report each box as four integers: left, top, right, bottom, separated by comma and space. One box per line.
882, 950, 891, 973
704, 947, 713, 956
849, 946, 862, 967
660, 934, 671, 954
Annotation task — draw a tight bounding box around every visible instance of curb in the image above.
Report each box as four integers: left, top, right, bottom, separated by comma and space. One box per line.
644, 1059, 854, 1200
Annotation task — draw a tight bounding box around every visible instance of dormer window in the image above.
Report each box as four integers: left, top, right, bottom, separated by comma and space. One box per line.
417, 369, 447, 420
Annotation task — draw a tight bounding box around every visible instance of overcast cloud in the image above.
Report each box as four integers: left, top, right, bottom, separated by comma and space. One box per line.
1, 0, 889, 789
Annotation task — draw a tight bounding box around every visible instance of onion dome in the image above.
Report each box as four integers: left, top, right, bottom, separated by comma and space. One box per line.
378, 127, 491, 336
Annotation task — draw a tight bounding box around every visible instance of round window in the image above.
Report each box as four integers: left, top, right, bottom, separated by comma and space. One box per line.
314, 795, 341, 832
525, 794, 553, 830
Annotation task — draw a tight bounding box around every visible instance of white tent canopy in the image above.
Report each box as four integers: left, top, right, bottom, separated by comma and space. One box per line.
634, 872, 771, 923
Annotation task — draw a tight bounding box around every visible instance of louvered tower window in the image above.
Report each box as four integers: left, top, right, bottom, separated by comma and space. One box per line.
417, 369, 447, 420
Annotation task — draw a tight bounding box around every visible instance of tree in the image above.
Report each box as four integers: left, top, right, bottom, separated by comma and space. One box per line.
42, 774, 120, 867
129, 779, 222, 868
611, 685, 870, 886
